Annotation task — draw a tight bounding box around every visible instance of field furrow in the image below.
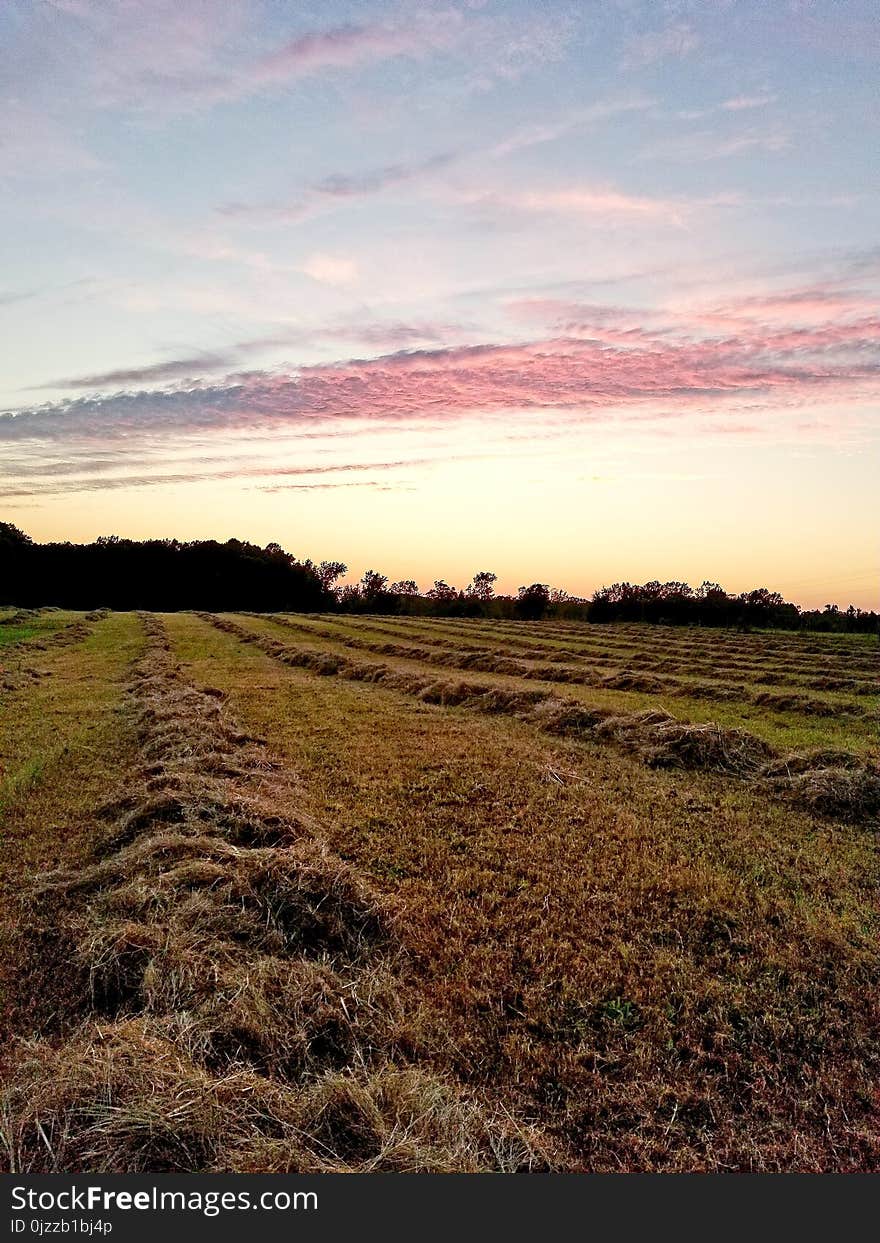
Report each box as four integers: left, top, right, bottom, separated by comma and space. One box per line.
3, 609, 878, 1174
264, 613, 874, 722
336, 614, 878, 685
1, 614, 550, 1174
153, 610, 880, 1172
201, 613, 880, 821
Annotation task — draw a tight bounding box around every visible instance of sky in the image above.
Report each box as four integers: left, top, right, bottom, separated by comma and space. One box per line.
1, 0, 878, 609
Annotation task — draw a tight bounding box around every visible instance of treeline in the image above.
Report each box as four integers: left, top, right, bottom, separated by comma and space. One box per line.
1, 524, 875, 632
337, 570, 877, 632
588, 581, 878, 634
0, 526, 332, 613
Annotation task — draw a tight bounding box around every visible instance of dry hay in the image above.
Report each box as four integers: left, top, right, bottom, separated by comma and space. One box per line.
754, 691, 865, 718
762, 764, 880, 825
24, 620, 96, 652
1, 1021, 550, 1174
0, 615, 101, 700
228, 1065, 551, 1173
198, 614, 878, 824
598, 671, 667, 694
1, 612, 553, 1174
263, 614, 872, 721
0, 608, 43, 626
0, 665, 44, 695
526, 697, 608, 735
595, 711, 774, 776
762, 749, 866, 776
809, 676, 877, 698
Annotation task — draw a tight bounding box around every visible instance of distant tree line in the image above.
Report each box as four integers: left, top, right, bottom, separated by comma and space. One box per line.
0, 524, 332, 613
587, 580, 878, 633
1, 524, 875, 632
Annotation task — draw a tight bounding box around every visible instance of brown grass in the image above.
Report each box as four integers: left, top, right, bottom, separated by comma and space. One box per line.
267, 613, 874, 722
201, 613, 878, 820
4, 610, 877, 1173
158, 611, 880, 1171
1, 613, 554, 1174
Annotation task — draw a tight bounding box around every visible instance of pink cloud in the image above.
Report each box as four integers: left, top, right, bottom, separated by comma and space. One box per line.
23, 5, 571, 115
517, 187, 685, 222
3, 305, 877, 451
456, 183, 698, 226
507, 283, 880, 343
699, 286, 879, 325
251, 19, 460, 84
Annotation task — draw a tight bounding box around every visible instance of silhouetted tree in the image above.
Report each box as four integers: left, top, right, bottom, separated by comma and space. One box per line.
0, 530, 329, 612
0, 522, 32, 550
516, 583, 550, 620
427, 580, 458, 603
466, 571, 497, 602
317, 560, 347, 594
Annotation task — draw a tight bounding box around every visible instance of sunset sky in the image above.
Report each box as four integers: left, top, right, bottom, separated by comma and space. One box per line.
1, 0, 878, 608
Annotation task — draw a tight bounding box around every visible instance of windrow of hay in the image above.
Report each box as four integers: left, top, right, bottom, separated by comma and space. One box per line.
24, 620, 95, 651
469, 615, 877, 666
1, 613, 553, 1174
354, 614, 878, 685
0, 665, 44, 696
203, 614, 879, 825
266, 615, 870, 718
342, 609, 877, 665
0, 615, 104, 699
0, 608, 44, 626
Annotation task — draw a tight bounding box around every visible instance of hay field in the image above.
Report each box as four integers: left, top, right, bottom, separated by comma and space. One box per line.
1, 609, 878, 1173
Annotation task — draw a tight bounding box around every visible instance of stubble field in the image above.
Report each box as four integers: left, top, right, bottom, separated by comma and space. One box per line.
1, 607, 877, 1173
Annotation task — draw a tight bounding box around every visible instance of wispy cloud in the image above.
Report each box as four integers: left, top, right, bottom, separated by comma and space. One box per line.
23, 5, 573, 116
0, 289, 40, 308
639, 125, 791, 163
300, 254, 359, 286
622, 24, 699, 70
454, 182, 702, 227
30, 319, 473, 393
0, 101, 102, 179
490, 97, 653, 158
0, 453, 475, 498
34, 353, 236, 391
220, 152, 456, 223
722, 94, 777, 111
249, 18, 462, 86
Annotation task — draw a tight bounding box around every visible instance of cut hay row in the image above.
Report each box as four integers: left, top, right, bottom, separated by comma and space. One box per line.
524, 615, 872, 654
9, 614, 102, 653
341, 615, 879, 688
0, 612, 108, 697
0, 614, 550, 1174
265, 615, 869, 721
335, 613, 877, 688
202, 615, 880, 825
0, 606, 76, 626
555, 618, 873, 654
0, 608, 46, 626
387, 613, 878, 672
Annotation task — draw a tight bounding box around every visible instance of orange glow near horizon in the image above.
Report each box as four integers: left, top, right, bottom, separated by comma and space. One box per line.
6, 416, 877, 611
